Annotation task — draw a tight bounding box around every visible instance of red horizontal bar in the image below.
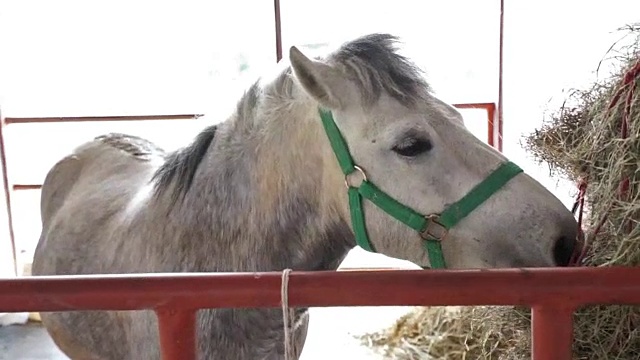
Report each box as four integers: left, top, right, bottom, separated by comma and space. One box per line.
337, 267, 407, 271
1, 267, 639, 313
12, 184, 41, 190
452, 102, 496, 111
4, 114, 203, 124
452, 102, 499, 150
9, 103, 498, 192
2, 106, 490, 126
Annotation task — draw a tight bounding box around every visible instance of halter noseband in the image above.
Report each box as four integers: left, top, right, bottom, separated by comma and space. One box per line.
319, 108, 523, 269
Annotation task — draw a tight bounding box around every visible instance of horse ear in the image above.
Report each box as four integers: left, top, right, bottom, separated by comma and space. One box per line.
289, 46, 347, 110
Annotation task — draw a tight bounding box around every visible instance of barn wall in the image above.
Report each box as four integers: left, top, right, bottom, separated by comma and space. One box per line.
0, 110, 21, 324
0, 119, 15, 279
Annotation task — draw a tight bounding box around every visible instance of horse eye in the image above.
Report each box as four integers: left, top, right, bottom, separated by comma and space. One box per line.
392, 137, 433, 157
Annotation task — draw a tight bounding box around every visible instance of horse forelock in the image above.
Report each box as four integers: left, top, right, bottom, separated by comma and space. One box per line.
327, 33, 431, 107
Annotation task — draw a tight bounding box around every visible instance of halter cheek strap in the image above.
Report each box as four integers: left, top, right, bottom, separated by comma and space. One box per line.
319, 108, 523, 269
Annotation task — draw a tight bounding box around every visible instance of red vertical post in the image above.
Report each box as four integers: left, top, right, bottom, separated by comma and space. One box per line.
273, 0, 282, 62
0, 108, 18, 276
531, 306, 574, 360
497, 0, 505, 152
487, 103, 497, 150
156, 308, 197, 360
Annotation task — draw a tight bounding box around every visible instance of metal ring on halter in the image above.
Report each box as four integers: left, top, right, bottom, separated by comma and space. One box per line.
420, 214, 449, 241
344, 165, 367, 189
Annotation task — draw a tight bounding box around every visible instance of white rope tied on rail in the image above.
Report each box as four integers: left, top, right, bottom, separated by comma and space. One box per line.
281, 268, 294, 360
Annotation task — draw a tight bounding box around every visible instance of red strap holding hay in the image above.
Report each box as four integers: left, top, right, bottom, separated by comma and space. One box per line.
570, 60, 640, 266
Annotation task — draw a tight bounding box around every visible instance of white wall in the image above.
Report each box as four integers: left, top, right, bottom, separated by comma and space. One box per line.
0, 119, 16, 278
501, 0, 640, 210
0, 107, 24, 324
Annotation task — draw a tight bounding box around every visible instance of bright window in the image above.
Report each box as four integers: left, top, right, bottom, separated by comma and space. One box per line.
0, 0, 276, 266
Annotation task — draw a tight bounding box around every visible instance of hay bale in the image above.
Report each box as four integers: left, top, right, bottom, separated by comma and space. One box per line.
357, 24, 640, 360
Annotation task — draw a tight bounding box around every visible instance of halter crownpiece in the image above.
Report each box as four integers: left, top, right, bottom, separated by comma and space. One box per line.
318, 108, 523, 269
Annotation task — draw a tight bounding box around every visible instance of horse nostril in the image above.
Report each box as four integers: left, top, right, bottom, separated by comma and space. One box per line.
553, 235, 576, 267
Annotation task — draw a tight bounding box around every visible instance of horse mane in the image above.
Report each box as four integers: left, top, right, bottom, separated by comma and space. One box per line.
150, 33, 429, 203
150, 124, 218, 204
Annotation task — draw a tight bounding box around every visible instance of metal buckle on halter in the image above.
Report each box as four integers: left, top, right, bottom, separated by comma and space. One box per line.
344, 165, 367, 189
420, 214, 448, 241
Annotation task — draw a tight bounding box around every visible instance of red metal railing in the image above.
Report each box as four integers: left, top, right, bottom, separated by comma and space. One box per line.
1, 267, 639, 359
3, 102, 498, 193
2, 114, 202, 125
452, 102, 501, 151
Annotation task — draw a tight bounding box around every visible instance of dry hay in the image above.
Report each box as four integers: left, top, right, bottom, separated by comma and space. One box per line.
356, 306, 532, 360
357, 24, 640, 360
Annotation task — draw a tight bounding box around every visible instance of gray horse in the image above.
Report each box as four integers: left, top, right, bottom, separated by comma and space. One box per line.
32, 33, 579, 360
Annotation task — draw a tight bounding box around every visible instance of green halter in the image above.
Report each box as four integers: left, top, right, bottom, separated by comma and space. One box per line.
318, 108, 523, 269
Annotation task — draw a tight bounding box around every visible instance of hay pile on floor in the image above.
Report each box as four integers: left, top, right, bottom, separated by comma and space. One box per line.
357, 24, 640, 360
357, 306, 532, 360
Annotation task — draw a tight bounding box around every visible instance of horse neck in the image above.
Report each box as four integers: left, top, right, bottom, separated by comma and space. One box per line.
152, 93, 354, 273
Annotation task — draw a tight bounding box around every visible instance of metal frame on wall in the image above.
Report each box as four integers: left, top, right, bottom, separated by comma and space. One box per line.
0, 0, 504, 273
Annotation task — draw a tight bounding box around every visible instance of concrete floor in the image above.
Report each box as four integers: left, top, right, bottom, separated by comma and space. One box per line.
0, 322, 68, 360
